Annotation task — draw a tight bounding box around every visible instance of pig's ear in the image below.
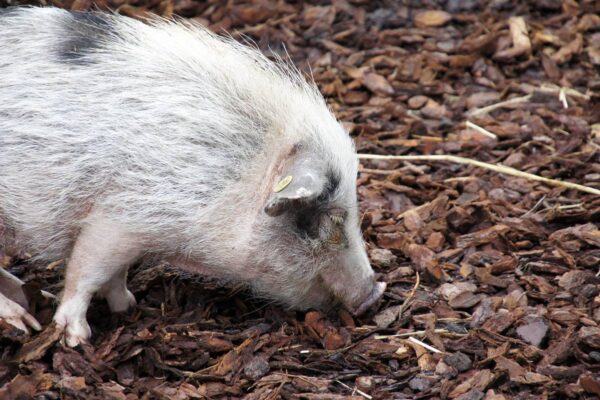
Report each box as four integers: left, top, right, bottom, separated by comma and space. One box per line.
264, 156, 327, 217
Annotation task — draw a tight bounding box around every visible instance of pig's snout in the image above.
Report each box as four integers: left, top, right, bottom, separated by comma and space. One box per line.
350, 281, 387, 316
319, 259, 386, 316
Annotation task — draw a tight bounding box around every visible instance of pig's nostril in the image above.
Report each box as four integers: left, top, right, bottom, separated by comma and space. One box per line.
351, 281, 386, 316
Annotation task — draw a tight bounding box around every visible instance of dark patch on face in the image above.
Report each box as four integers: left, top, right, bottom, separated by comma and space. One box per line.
295, 207, 321, 239
318, 170, 341, 202
296, 169, 342, 239
59, 12, 115, 65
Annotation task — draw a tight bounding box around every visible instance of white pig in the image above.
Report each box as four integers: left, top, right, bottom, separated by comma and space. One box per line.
0, 7, 386, 346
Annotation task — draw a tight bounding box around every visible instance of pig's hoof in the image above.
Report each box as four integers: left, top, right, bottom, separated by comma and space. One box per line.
106, 288, 136, 313
352, 281, 387, 316
64, 322, 91, 347
0, 296, 42, 334
54, 309, 91, 347
56, 319, 91, 347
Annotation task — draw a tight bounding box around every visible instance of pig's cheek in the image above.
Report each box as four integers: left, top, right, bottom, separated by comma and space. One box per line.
317, 266, 351, 299
300, 277, 337, 311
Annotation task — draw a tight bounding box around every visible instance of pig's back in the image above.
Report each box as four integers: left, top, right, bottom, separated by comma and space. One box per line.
0, 8, 329, 260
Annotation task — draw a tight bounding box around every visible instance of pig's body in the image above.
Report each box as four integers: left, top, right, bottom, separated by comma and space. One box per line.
0, 7, 385, 345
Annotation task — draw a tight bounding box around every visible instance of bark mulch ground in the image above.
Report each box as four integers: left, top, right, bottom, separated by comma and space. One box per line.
1, 1, 599, 399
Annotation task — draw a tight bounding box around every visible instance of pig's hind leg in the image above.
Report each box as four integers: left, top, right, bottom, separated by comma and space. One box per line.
0, 291, 42, 333
98, 266, 137, 313
53, 217, 141, 347
0, 261, 46, 333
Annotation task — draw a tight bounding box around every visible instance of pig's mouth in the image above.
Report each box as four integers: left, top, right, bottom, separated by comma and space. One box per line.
348, 281, 387, 316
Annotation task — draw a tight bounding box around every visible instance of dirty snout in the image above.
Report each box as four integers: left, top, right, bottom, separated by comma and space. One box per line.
352, 281, 387, 316
319, 247, 386, 316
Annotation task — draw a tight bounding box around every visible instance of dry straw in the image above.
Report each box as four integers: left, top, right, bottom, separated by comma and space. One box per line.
358, 154, 600, 196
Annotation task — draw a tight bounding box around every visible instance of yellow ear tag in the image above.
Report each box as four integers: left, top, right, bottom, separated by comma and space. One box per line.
274, 175, 293, 193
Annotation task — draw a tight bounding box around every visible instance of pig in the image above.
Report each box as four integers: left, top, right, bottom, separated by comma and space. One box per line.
0, 7, 386, 346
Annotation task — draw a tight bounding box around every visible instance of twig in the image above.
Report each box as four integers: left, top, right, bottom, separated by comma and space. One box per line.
335, 380, 373, 399
266, 379, 286, 400
465, 120, 498, 139
467, 94, 532, 117
359, 167, 396, 175
358, 154, 600, 196
374, 328, 467, 340
444, 176, 478, 183
559, 87, 569, 109
276, 344, 303, 352
468, 84, 589, 117
46, 259, 64, 270
539, 203, 585, 214
398, 271, 420, 316
413, 135, 444, 142
539, 83, 590, 100
288, 374, 320, 388
408, 336, 443, 354
522, 195, 546, 217
555, 203, 584, 210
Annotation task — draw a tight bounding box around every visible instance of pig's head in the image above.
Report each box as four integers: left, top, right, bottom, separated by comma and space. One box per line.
248, 136, 386, 316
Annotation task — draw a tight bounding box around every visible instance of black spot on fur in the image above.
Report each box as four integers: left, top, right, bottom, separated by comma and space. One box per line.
59, 12, 115, 65
319, 170, 341, 202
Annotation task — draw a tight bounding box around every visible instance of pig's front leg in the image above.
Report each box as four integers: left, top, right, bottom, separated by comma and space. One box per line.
53, 217, 141, 347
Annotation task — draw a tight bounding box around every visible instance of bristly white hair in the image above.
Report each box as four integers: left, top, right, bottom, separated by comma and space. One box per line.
0, 6, 358, 273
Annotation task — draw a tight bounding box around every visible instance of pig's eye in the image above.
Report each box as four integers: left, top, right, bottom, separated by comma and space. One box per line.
295, 209, 322, 239
294, 208, 348, 246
